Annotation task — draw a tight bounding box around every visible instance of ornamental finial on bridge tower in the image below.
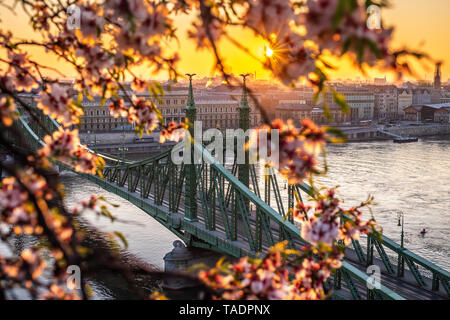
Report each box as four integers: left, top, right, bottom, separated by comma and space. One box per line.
239, 73, 250, 109
185, 73, 196, 110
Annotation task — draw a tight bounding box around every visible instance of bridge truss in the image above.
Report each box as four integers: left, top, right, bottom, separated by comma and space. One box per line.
5, 84, 449, 301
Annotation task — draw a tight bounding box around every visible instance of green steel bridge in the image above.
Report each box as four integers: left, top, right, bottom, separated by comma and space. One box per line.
6, 77, 449, 300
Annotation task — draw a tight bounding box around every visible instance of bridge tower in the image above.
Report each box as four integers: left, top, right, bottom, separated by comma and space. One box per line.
238, 74, 250, 190
184, 73, 198, 222
235, 73, 251, 232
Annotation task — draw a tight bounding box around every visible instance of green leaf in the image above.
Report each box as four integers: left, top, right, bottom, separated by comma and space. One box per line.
100, 205, 116, 222
113, 231, 128, 249
332, 91, 350, 114
332, 0, 346, 30
187, 263, 208, 273
323, 100, 331, 120
341, 38, 352, 55
325, 127, 348, 144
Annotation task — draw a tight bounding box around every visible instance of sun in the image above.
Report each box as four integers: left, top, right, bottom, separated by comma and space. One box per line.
265, 45, 274, 57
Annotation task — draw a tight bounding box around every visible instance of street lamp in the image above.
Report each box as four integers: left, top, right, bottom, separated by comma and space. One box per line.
120, 127, 127, 163
118, 146, 128, 162
397, 211, 404, 248
86, 130, 91, 147
396, 211, 405, 277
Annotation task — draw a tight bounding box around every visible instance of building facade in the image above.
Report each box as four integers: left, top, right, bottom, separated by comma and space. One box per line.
328, 86, 375, 122
79, 86, 262, 133
434, 107, 450, 123
412, 88, 432, 105
80, 89, 189, 132
403, 105, 422, 122
398, 89, 413, 119
404, 104, 448, 122
195, 97, 261, 129
365, 85, 398, 120
274, 104, 313, 122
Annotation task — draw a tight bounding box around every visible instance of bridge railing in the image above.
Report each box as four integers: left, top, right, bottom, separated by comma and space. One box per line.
193, 142, 405, 300
13, 116, 46, 150
193, 140, 449, 298
44, 115, 132, 165
230, 158, 449, 298
291, 179, 450, 297
13, 111, 448, 299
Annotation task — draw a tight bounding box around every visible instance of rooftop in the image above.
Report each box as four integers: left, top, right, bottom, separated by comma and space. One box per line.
275, 104, 313, 111
423, 103, 450, 109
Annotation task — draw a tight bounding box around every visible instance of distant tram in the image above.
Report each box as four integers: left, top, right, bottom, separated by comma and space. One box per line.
134, 137, 155, 143
359, 120, 372, 126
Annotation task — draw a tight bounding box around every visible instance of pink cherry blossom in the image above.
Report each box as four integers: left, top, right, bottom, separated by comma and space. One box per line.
39, 128, 101, 174
37, 83, 78, 125
7, 52, 39, 93
0, 96, 17, 126
244, 0, 297, 37
301, 218, 340, 245
253, 118, 326, 184
0, 177, 28, 210
75, 4, 106, 42
188, 18, 225, 49
159, 122, 186, 143
128, 97, 159, 133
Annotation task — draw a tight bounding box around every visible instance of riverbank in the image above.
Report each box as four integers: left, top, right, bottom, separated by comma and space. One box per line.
386, 124, 450, 137
340, 124, 450, 142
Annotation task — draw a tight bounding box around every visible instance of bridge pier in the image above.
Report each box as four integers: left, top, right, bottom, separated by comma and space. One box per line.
163, 240, 236, 293
163, 240, 195, 290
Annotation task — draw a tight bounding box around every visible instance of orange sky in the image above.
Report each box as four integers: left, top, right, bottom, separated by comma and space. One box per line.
1, 0, 449, 83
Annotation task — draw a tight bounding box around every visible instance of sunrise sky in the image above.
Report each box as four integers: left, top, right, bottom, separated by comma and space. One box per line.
167, 0, 450, 83
1, 0, 449, 83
